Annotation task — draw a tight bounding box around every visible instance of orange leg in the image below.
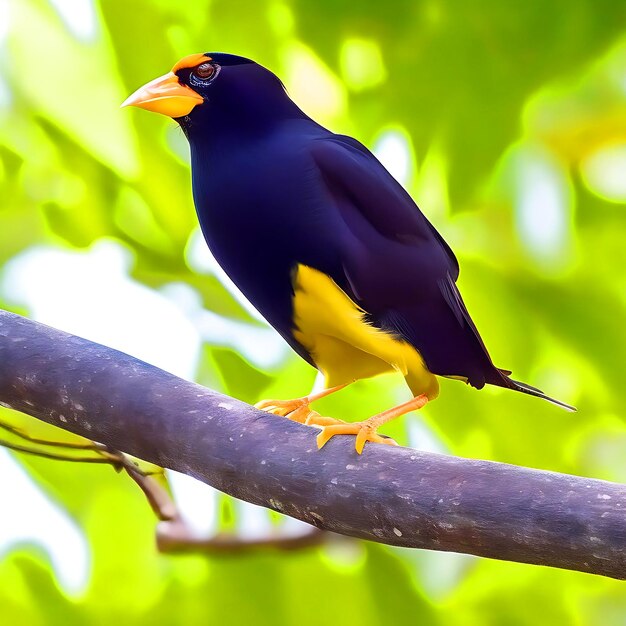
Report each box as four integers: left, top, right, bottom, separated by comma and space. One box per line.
255, 383, 350, 424
316, 394, 429, 454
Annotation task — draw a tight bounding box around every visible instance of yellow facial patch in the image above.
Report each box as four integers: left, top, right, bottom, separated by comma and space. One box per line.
172, 53, 212, 73
291, 265, 439, 399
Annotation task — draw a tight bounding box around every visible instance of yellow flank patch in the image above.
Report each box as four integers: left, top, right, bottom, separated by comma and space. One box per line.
292, 265, 439, 399
172, 53, 211, 73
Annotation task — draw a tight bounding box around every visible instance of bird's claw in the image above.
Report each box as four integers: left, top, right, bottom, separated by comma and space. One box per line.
304, 414, 345, 427
316, 421, 399, 454
254, 397, 319, 424
256, 398, 399, 453
254, 397, 305, 413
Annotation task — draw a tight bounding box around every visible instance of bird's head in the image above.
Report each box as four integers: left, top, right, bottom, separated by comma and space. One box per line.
122, 52, 302, 136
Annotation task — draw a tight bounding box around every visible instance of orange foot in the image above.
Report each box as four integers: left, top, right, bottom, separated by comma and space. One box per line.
254, 383, 349, 424
316, 421, 399, 454
254, 396, 317, 423
316, 394, 429, 454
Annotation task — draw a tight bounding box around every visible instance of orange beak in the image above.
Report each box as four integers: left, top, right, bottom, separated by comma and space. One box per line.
121, 72, 204, 118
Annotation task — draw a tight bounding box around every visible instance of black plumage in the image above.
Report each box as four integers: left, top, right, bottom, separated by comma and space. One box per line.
123, 52, 574, 453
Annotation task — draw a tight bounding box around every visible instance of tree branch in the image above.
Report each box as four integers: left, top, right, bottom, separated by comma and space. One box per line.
0, 310, 624, 579
156, 519, 328, 554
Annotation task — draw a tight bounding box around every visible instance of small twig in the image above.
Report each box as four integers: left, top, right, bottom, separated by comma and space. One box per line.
0, 427, 157, 477
121, 456, 328, 553
0, 416, 181, 527
108, 455, 326, 552
1, 430, 327, 554
157, 519, 327, 554
0, 419, 105, 450
116, 463, 329, 553
98, 446, 158, 477
0, 437, 121, 465
0, 415, 175, 525
0, 417, 154, 473
124, 466, 177, 521
1, 405, 325, 554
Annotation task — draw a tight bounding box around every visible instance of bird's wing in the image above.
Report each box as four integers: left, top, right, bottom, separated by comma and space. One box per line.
310, 134, 499, 386
437, 271, 494, 364
310, 134, 459, 283
437, 270, 516, 375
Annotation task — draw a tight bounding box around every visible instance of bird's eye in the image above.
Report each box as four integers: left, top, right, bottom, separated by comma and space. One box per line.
194, 63, 216, 80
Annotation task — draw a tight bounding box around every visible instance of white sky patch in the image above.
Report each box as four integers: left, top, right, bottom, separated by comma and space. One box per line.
184, 229, 290, 367
581, 143, 626, 203
0, 75, 10, 108
0, 449, 89, 594
166, 471, 218, 537
0, 0, 9, 43
0, 239, 200, 379
161, 281, 289, 369
236, 499, 274, 540
373, 129, 412, 187
185, 228, 266, 324
167, 474, 312, 541
194, 307, 289, 368
48, 0, 97, 41
236, 497, 313, 540
279, 513, 317, 535
513, 147, 572, 270
407, 419, 449, 455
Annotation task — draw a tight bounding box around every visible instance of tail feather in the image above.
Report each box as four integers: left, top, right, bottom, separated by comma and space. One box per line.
505, 376, 576, 412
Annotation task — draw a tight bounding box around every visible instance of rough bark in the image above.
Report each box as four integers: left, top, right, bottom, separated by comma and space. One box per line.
0, 310, 625, 579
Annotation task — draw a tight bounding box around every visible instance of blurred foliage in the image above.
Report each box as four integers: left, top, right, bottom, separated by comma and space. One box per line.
0, 0, 626, 624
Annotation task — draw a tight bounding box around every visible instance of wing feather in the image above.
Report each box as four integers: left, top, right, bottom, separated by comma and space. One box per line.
311, 135, 459, 281
310, 134, 495, 386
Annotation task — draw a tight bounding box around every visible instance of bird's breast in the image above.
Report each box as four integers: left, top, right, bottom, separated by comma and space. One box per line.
192, 140, 341, 268
190, 137, 344, 340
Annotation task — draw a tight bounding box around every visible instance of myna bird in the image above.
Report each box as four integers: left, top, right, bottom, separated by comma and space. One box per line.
123, 53, 575, 454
